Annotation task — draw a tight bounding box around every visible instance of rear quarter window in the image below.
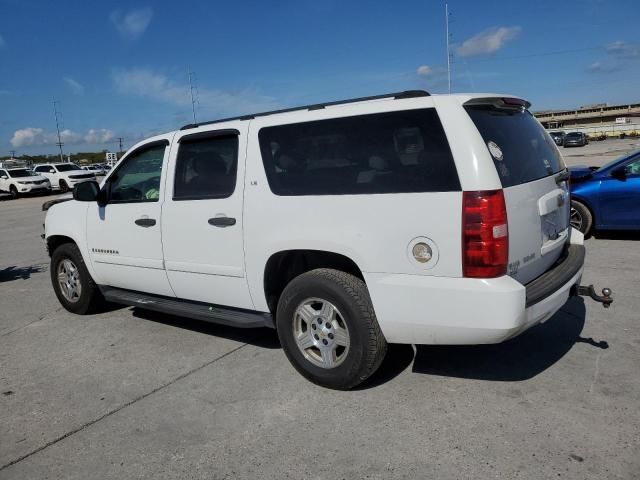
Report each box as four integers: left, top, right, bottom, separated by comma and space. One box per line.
465, 105, 565, 187
258, 108, 460, 196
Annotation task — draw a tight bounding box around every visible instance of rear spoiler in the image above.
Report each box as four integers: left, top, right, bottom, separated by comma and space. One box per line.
464, 97, 532, 111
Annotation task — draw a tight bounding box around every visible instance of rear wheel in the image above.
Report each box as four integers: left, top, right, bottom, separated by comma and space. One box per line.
59, 180, 69, 193
276, 268, 387, 390
9, 185, 18, 199
570, 200, 593, 236
51, 243, 103, 314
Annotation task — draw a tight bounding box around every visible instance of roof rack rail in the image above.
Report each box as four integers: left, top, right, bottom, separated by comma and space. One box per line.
180, 89, 430, 130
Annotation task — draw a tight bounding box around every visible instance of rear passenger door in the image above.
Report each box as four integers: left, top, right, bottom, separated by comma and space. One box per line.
162, 126, 254, 310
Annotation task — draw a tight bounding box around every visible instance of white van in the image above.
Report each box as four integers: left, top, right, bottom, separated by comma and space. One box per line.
43, 91, 612, 389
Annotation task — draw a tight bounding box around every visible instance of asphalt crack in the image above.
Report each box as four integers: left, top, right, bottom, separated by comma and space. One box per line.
0, 342, 250, 472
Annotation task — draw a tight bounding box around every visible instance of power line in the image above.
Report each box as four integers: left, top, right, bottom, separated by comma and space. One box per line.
445, 2, 452, 93
52, 100, 65, 162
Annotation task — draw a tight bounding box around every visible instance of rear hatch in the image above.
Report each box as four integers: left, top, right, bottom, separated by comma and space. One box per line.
465, 98, 570, 285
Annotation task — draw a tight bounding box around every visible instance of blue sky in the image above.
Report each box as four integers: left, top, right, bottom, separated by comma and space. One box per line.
1, 0, 639, 155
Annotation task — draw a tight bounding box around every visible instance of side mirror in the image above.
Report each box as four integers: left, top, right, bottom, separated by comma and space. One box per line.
0, 175, 7, 179
73, 180, 100, 202
611, 166, 627, 179
49, 169, 56, 173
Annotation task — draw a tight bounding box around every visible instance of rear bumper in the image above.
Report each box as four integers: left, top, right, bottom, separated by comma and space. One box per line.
364, 231, 585, 345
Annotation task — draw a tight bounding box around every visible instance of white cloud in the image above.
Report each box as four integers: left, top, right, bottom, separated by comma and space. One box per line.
10, 127, 116, 147
416, 65, 433, 77
84, 128, 115, 143
63, 77, 85, 95
586, 61, 620, 74
455, 26, 521, 57
0, 34, 5, 48
112, 67, 279, 117
606, 41, 640, 59
109, 7, 153, 40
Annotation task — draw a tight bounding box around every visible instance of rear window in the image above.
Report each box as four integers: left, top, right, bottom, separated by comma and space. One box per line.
465, 105, 565, 188
258, 109, 460, 196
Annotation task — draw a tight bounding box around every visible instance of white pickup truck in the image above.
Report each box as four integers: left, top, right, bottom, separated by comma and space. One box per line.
43, 91, 612, 389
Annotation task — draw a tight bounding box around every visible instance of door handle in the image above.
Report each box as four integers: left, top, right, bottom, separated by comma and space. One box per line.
135, 218, 156, 227
208, 216, 236, 227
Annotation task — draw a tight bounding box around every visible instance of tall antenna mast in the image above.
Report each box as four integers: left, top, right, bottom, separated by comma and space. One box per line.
445, 2, 452, 93
53, 100, 65, 162
188, 66, 198, 124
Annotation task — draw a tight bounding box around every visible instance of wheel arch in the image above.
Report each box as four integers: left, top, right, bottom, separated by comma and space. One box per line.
571, 194, 597, 225
262, 249, 365, 315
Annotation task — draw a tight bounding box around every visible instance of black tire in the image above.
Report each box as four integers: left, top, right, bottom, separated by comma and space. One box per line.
570, 200, 593, 236
50, 242, 103, 314
276, 268, 387, 390
59, 180, 69, 193
9, 185, 18, 199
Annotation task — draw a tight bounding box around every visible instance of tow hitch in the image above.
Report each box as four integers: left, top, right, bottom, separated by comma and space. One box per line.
572, 284, 613, 308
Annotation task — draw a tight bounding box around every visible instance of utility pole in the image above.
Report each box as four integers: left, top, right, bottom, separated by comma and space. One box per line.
53, 100, 65, 162
117, 137, 124, 155
188, 66, 198, 124
9, 150, 16, 159
445, 2, 452, 94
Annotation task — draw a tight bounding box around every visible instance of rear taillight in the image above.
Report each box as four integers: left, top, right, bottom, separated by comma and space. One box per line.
462, 189, 508, 278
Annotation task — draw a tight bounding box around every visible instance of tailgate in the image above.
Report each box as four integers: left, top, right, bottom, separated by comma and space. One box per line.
465, 98, 569, 284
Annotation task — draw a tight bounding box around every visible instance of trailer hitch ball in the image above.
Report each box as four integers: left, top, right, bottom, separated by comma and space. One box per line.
573, 284, 613, 308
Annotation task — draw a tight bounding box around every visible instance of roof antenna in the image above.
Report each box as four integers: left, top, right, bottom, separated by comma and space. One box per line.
188, 66, 199, 124
445, 2, 453, 93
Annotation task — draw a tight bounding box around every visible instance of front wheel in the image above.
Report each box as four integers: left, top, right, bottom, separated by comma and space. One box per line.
59, 180, 69, 193
51, 243, 103, 314
570, 200, 593, 236
276, 268, 387, 390
9, 185, 18, 199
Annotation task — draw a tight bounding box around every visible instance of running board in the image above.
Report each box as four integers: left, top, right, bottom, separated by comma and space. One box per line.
100, 286, 274, 329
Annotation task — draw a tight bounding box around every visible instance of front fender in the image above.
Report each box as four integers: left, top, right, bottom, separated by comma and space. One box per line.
45, 201, 97, 280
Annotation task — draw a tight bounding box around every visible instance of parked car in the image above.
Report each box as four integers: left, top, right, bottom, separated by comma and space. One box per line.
569, 150, 640, 234
81, 164, 106, 175
43, 91, 611, 389
33, 163, 96, 192
549, 131, 565, 146
563, 132, 589, 147
0, 167, 51, 198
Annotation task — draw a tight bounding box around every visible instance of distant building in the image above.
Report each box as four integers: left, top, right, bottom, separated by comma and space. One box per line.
534, 102, 640, 131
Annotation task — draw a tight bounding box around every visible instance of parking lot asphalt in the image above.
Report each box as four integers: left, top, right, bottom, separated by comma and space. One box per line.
1, 146, 639, 479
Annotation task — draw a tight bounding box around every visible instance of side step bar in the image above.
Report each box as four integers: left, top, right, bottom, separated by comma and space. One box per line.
100, 286, 274, 329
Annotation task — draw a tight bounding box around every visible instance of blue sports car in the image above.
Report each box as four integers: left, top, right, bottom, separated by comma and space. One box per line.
569, 149, 640, 235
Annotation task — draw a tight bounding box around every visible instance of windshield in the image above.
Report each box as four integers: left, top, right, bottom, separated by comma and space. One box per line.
55, 164, 81, 172
8, 169, 33, 178
597, 151, 640, 172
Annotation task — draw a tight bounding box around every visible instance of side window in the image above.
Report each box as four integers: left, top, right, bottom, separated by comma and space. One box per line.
173, 133, 238, 200
0, 170, 7, 177
258, 109, 459, 196
108, 143, 166, 203
34, 166, 45, 173
626, 157, 640, 176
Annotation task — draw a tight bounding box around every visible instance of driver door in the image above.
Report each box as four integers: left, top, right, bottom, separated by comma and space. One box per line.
86, 138, 175, 296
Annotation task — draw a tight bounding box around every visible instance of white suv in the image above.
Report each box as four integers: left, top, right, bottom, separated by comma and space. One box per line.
0, 167, 51, 198
43, 91, 612, 389
34, 163, 95, 192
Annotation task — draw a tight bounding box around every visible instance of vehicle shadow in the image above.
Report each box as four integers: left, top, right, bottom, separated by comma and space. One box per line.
0, 265, 44, 282
411, 297, 607, 381
593, 230, 640, 241
131, 307, 281, 349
